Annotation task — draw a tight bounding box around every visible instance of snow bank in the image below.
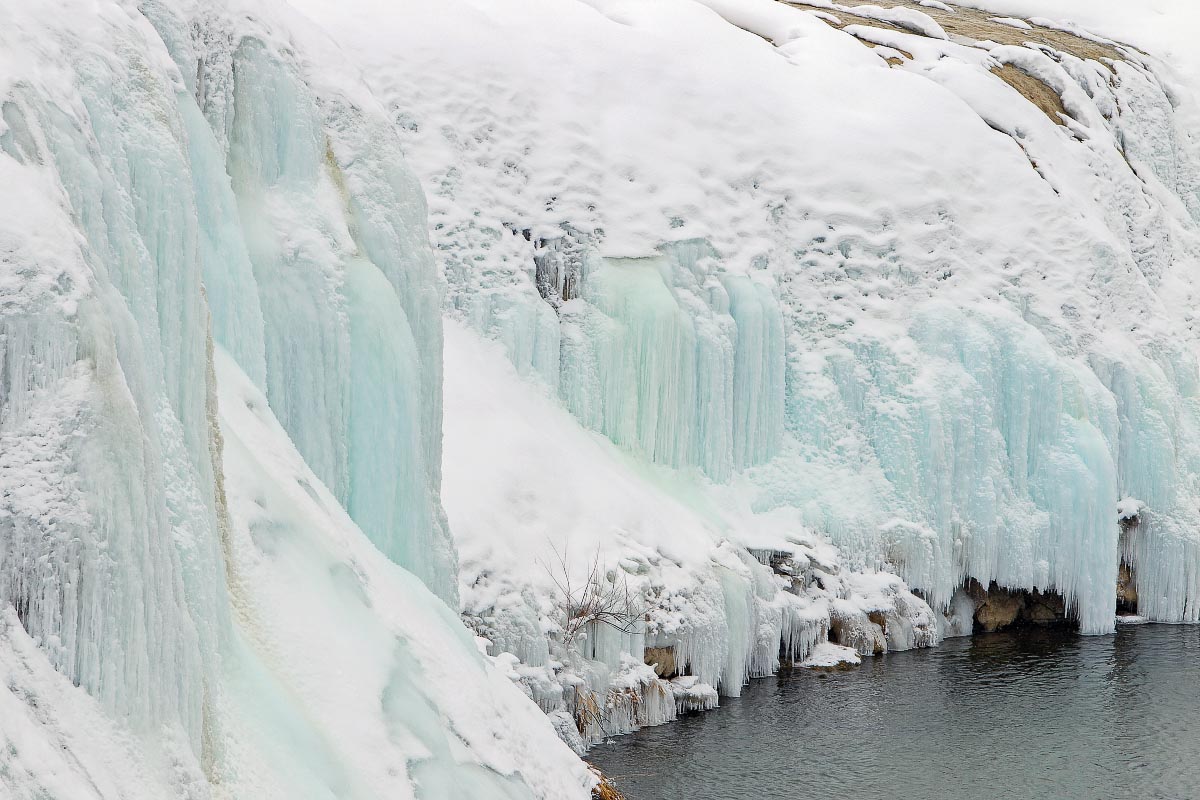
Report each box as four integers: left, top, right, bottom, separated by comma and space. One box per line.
214, 348, 592, 798
6, 0, 1200, 784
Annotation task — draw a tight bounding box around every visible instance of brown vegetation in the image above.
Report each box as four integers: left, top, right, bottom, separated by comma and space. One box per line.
778, 1, 1126, 124
785, 0, 1127, 63
588, 764, 629, 800
991, 64, 1067, 122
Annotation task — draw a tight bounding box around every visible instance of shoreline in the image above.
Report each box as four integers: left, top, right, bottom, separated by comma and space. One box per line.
582, 608, 1161, 754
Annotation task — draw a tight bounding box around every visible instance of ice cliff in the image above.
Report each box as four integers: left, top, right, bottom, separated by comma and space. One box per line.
0, 0, 591, 796
3, 0, 1200, 792
292, 0, 1200, 745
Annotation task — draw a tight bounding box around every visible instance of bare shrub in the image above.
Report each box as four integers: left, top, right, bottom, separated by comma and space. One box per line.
539, 544, 649, 651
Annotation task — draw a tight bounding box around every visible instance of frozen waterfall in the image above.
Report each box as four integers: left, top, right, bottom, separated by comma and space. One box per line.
0, 0, 591, 796
7, 0, 1200, 791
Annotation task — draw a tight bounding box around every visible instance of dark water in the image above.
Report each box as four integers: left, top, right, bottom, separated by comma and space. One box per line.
590, 625, 1200, 800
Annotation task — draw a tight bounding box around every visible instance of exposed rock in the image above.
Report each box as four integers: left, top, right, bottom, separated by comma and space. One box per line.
755, 547, 827, 595
968, 582, 1024, 632
829, 602, 887, 656
1023, 589, 1066, 625
787, 0, 1127, 64
1117, 562, 1138, 614
965, 580, 1071, 632
643, 646, 677, 678
1117, 501, 1141, 614
991, 64, 1067, 124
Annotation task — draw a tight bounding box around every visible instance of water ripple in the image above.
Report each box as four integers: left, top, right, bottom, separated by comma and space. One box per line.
590, 625, 1200, 800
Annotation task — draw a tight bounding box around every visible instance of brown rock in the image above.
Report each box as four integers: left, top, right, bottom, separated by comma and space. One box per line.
830, 607, 887, 656
1023, 589, 1065, 624
1117, 562, 1138, 612
644, 646, 676, 678
967, 580, 1024, 632
964, 580, 1073, 630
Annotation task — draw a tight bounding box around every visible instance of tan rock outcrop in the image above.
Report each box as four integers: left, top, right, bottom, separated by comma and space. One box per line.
1117, 562, 1138, 613
644, 646, 677, 678
965, 580, 1070, 631
830, 604, 887, 656
970, 587, 1023, 632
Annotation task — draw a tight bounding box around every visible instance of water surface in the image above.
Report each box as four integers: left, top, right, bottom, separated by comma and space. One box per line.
590, 624, 1200, 800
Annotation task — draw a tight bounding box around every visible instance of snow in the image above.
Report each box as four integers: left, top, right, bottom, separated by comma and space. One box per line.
5, 0, 1200, 788
988, 16, 1032, 30
670, 676, 721, 713
1117, 497, 1144, 522
444, 318, 796, 707
801, 642, 863, 669
213, 348, 592, 798
285, 0, 1200, 659
846, 4, 951, 38
443, 320, 937, 741
261, 0, 1200, 751
0, 609, 203, 800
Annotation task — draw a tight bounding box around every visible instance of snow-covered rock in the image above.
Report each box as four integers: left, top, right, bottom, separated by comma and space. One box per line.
801, 642, 863, 670
280, 0, 1200, 749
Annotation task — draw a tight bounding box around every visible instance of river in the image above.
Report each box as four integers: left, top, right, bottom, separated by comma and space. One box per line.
589, 623, 1200, 800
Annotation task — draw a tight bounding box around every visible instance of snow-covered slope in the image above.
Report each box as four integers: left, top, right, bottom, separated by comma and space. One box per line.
286, 0, 1200, 740
444, 317, 938, 744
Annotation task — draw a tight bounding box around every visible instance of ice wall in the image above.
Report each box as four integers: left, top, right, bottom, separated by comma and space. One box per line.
188, 19, 456, 597
560, 242, 785, 480
306, 0, 1200, 639
0, 0, 219, 754
0, 0, 591, 796
443, 321, 937, 746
